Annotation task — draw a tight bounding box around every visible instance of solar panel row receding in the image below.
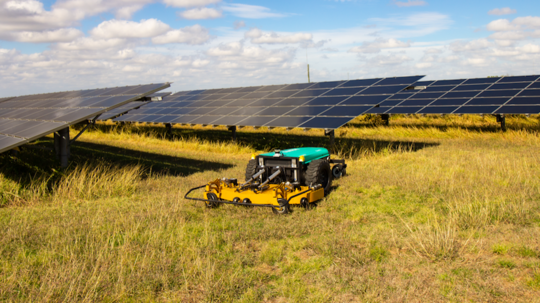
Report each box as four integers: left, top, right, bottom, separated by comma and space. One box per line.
369, 75, 540, 115
114, 76, 425, 129
0, 83, 170, 154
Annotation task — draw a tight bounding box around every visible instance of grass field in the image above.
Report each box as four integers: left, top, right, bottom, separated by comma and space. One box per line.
1, 114, 540, 302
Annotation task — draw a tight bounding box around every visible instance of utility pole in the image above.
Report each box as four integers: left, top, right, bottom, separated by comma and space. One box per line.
307, 64, 310, 83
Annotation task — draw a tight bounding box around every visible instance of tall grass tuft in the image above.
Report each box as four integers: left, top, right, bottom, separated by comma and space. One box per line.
54, 163, 143, 202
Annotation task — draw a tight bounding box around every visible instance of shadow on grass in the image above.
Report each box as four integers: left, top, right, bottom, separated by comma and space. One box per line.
89, 123, 439, 155
0, 137, 234, 188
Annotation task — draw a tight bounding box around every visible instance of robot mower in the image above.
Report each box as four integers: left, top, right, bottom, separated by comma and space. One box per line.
185, 147, 346, 214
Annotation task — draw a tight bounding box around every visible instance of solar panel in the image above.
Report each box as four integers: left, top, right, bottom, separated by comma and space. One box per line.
97, 101, 150, 121
378, 75, 540, 115
115, 76, 424, 129
0, 83, 170, 153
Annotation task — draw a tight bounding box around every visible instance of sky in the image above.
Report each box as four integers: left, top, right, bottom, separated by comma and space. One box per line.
0, 0, 539, 97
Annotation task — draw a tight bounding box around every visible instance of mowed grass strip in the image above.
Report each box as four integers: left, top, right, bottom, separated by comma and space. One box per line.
0, 115, 540, 302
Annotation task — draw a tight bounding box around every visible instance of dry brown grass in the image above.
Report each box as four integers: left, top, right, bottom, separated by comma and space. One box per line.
1, 115, 540, 302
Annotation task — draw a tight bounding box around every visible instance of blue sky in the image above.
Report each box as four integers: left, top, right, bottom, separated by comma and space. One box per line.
0, 0, 539, 97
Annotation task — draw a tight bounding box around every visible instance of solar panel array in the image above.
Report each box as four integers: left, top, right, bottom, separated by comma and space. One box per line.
115, 76, 424, 130
0, 83, 170, 153
98, 101, 150, 121
373, 75, 540, 115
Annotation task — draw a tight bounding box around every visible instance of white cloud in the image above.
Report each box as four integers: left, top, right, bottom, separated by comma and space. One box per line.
450, 38, 492, 52
152, 24, 212, 44
349, 38, 410, 53
488, 7, 517, 16
54, 37, 129, 51
486, 19, 519, 31
178, 7, 222, 19
90, 19, 171, 39
245, 28, 312, 44
162, 0, 221, 8
393, 0, 427, 7
234, 20, 246, 30
222, 4, 287, 19
54, 0, 154, 19
14, 28, 84, 43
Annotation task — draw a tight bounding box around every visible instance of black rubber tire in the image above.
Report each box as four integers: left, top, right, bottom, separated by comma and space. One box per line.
304, 159, 332, 195
332, 165, 342, 179
205, 193, 220, 208
272, 198, 290, 214
301, 197, 312, 210
245, 159, 258, 181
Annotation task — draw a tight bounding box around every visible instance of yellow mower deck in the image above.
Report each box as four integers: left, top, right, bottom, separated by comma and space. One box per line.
204, 179, 324, 206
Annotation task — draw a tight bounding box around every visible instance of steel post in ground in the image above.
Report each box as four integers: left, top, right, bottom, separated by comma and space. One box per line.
58, 127, 70, 168
381, 114, 390, 126
325, 129, 335, 152
54, 132, 60, 159
165, 123, 172, 137
496, 114, 507, 132
229, 126, 237, 141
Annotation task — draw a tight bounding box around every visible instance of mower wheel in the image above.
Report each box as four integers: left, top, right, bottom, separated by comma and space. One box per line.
205, 193, 220, 208
304, 159, 332, 195
331, 165, 343, 179
272, 198, 290, 214
245, 159, 258, 181
301, 197, 312, 210
242, 198, 253, 208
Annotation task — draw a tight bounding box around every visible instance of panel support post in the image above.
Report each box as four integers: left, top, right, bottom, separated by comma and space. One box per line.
54, 131, 61, 159
58, 127, 70, 168
228, 126, 237, 142
496, 114, 507, 132
325, 129, 335, 152
165, 123, 172, 137
381, 114, 390, 126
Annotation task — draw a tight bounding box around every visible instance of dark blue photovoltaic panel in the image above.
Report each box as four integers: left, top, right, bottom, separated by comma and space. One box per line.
411, 92, 445, 99
112, 76, 424, 130
463, 77, 500, 84
379, 100, 401, 107
490, 82, 530, 90
275, 98, 313, 106
340, 95, 389, 105
418, 107, 458, 114
517, 89, 540, 97
1, 83, 170, 153
299, 117, 353, 129
305, 96, 349, 106
319, 106, 373, 117
323, 87, 365, 96
528, 82, 540, 89
210, 116, 249, 126
265, 117, 312, 128
387, 107, 422, 114
231, 107, 266, 116
495, 106, 540, 114
423, 86, 456, 92
285, 83, 314, 90
308, 81, 345, 89
365, 107, 391, 114
466, 98, 509, 105
256, 107, 293, 116
388, 92, 416, 100
452, 84, 491, 91
238, 116, 278, 127
443, 91, 479, 98
375, 76, 423, 86
507, 97, 540, 105
399, 100, 432, 106
360, 85, 406, 95
292, 89, 329, 97
341, 78, 380, 87
454, 106, 499, 114
477, 90, 520, 97
285, 107, 331, 116
431, 79, 465, 86
498, 75, 539, 83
